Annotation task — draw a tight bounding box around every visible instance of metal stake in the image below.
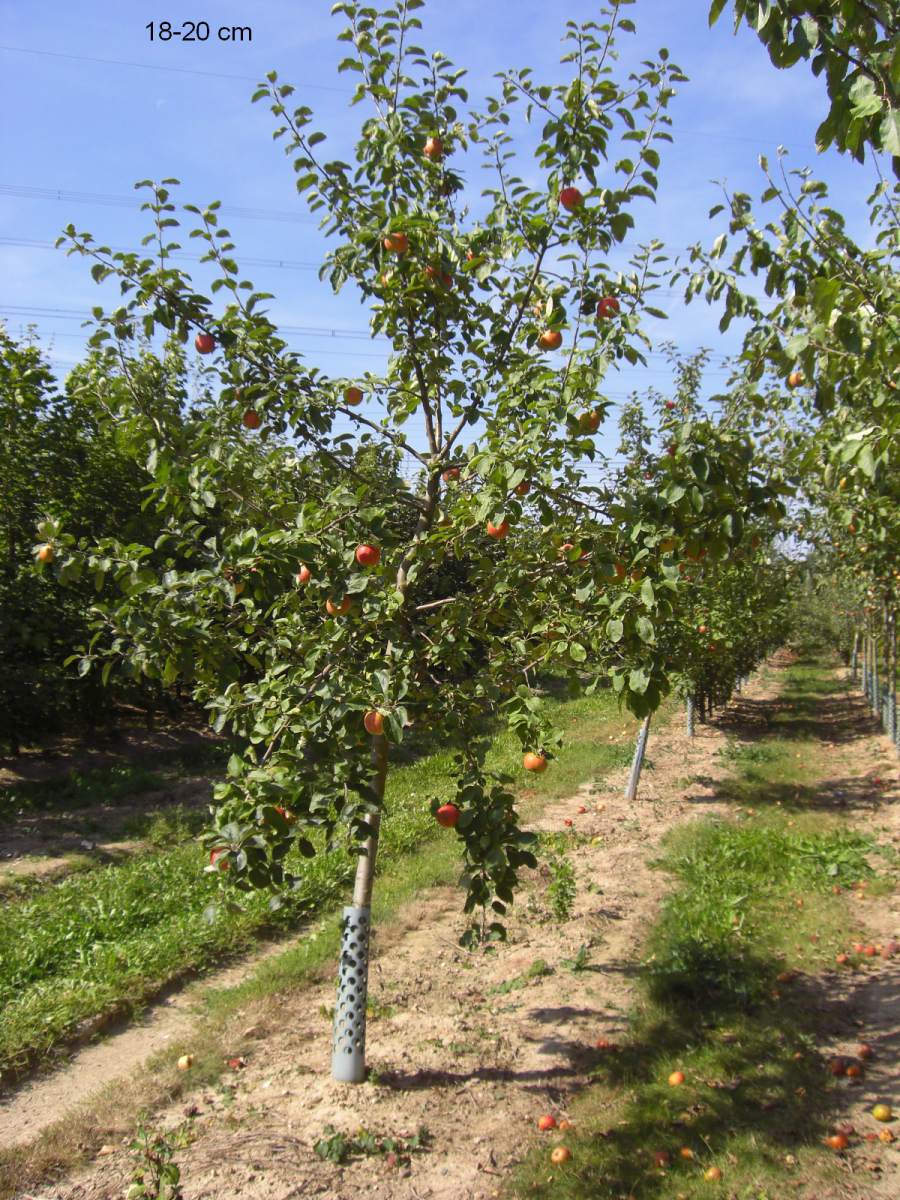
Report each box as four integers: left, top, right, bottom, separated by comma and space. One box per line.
624, 715, 652, 803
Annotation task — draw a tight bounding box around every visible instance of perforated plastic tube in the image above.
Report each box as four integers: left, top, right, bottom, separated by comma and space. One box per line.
331, 905, 371, 1083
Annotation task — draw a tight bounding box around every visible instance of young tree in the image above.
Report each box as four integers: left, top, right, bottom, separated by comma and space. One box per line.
50, 0, 784, 1082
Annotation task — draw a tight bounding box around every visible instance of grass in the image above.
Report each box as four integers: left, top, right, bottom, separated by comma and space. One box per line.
0, 685, 649, 1079
0, 763, 167, 820
508, 654, 891, 1200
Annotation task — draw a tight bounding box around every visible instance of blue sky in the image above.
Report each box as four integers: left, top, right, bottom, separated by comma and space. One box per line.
0, 1, 887, 465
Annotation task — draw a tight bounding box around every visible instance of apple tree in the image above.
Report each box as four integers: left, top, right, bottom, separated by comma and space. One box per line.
52, 0, 702, 1080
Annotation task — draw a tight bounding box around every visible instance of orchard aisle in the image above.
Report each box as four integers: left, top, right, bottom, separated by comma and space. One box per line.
11, 667, 783, 1200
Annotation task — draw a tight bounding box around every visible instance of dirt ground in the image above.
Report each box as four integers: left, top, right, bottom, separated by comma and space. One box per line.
5, 658, 899, 1200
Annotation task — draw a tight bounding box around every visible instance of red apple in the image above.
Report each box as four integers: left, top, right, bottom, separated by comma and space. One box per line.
355, 543, 381, 568
523, 752, 548, 773
435, 803, 460, 828
442, 467, 461, 483
487, 519, 509, 540
195, 332, 215, 354
383, 231, 409, 255
559, 186, 584, 211
296, 565, 312, 585
596, 296, 620, 319
210, 848, 230, 871
423, 136, 444, 161
242, 409, 261, 430
538, 329, 562, 351
363, 711, 384, 736
537, 1114, 557, 1131
345, 386, 363, 406
325, 596, 352, 617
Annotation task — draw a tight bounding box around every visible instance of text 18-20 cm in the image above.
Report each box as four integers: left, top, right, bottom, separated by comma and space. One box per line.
146, 22, 252, 42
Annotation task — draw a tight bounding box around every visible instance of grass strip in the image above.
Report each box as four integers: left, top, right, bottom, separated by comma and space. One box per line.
509, 655, 894, 1199
0, 687, 644, 1077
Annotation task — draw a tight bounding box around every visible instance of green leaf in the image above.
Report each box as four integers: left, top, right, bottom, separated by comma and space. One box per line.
881, 110, 900, 157
628, 667, 650, 694
640, 577, 655, 608
848, 75, 883, 120
635, 616, 654, 643
606, 618, 624, 643
857, 443, 876, 479
708, 0, 728, 26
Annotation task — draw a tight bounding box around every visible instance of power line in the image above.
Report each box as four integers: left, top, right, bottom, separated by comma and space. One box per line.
0, 183, 316, 225
0, 43, 346, 92
0, 302, 735, 364
0, 237, 319, 271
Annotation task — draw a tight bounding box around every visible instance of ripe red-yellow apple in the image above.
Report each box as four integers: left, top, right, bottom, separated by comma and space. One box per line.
296, 565, 311, 585
514, 479, 531, 496
538, 329, 563, 351
787, 370, 804, 389
355, 543, 381, 568
550, 1146, 571, 1165
442, 467, 460, 482
486, 519, 509, 540
177, 1054, 195, 1070
195, 332, 215, 354
558, 186, 584, 211
579, 410, 601, 433
36, 543, 54, 564
858, 1043, 873, 1059
363, 710, 384, 736
704, 1166, 722, 1181
435, 803, 460, 828
242, 409, 261, 430
383, 231, 409, 255
537, 1114, 557, 1131
667, 1070, 685, 1087
597, 296, 620, 319
423, 136, 444, 161
523, 752, 548, 773
326, 596, 352, 616
824, 1133, 849, 1151
345, 386, 363, 406
209, 848, 229, 871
